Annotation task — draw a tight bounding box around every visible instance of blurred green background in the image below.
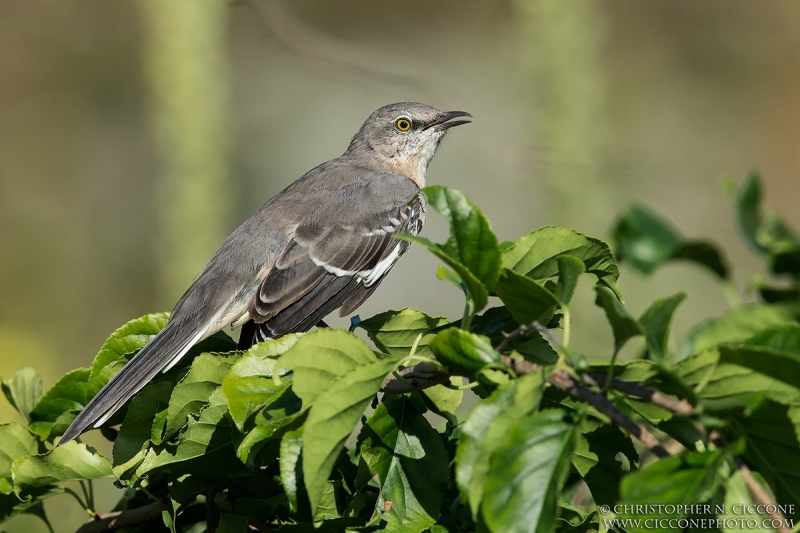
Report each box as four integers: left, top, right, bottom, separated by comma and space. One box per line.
1, 1, 799, 530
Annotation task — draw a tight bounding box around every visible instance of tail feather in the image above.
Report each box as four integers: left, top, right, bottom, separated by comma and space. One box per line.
59, 321, 207, 444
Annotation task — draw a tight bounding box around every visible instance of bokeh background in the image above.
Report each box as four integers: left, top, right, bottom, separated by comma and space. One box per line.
1, 1, 799, 530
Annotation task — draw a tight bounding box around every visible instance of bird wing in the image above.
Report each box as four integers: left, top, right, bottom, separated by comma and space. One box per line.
249, 192, 426, 338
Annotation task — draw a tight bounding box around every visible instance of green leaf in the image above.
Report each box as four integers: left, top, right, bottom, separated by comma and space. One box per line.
618, 451, 727, 532
722, 470, 766, 532
744, 324, 800, 355
680, 304, 796, 359
215, 512, 249, 533
495, 269, 560, 326
12, 441, 112, 496
555, 255, 585, 306
675, 346, 800, 410
481, 409, 578, 533
2, 368, 42, 422
221, 335, 299, 432
0, 423, 39, 488
429, 328, 500, 376
278, 330, 402, 514
421, 379, 463, 420
571, 417, 639, 506
502, 226, 621, 298
87, 313, 170, 397
612, 205, 729, 279
401, 234, 489, 311
353, 308, 449, 357
594, 286, 643, 354
358, 396, 449, 533
164, 352, 237, 438
455, 371, 546, 517
279, 427, 303, 512
735, 173, 764, 255
423, 185, 502, 292
29, 368, 90, 424
112, 381, 175, 480
639, 292, 687, 363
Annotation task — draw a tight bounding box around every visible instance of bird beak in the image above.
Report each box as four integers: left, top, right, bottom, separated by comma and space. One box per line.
424, 111, 473, 131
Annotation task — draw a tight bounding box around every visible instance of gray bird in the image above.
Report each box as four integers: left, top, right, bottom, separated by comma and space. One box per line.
59, 102, 471, 444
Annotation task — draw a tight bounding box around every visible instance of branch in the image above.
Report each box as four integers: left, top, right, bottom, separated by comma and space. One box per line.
76, 499, 169, 533
582, 373, 694, 416
381, 363, 450, 393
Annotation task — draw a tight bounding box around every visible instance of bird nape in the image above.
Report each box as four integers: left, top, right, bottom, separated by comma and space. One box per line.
58, 102, 471, 444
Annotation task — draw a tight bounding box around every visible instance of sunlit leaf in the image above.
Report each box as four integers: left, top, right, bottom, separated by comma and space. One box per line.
1, 368, 42, 422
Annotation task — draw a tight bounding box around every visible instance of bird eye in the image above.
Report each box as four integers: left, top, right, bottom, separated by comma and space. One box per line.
395, 118, 412, 132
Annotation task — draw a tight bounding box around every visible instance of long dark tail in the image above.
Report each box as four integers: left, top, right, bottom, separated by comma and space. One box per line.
59, 321, 207, 444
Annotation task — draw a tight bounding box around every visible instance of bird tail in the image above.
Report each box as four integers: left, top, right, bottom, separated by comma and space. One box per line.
58, 320, 209, 445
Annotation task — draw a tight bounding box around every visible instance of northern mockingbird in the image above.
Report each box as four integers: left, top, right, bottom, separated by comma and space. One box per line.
60, 102, 471, 443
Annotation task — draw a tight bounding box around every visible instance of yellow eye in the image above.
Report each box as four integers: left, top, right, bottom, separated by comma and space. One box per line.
395, 118, 412, 132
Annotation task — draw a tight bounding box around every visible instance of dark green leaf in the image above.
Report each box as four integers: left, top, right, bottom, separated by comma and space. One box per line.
12, 441, 112, 496
401, 234, 489, 311
429, 328, 500, 375
353, 308, 449, 357
571, 417, 639, 506
455, 371, 546, 517
278, 330, 402, 514
2, 368, 42, 422
215, 512, 249, 533
358, 396, 449, 533
680, 304, 796, 360
502, 226, 621, 298
594, 286, 643, 354
745, 324, 800, 355
494, 269, 560, 326
423, 185, 502, 292
481, 409, 578, 533
279, 427, 303, 513
612, 205, 728, 279
222, 335, 300, 432
0, 485, 64, 524
29, 368, 90, 424
638, 292, 687, 363
618, 451, 727, 532
735, 173, 764, 255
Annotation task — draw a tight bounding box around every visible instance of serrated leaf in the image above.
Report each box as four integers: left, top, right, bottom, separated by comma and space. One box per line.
12, 441, 112, 496
502, 226, 621, 298
0, 423, 39, 488
429, 328, 500, 376
455, 371, 546, 517
357, 396, 448, 533
423, 185, 502, 292
639, 292, 687, 363
164, 352, 237, 438
618, 450, 727, 532
87, 313, 170, 397
280, 427, 303, 512
29, 368, 90, 424
353, 308, 449, 358
495, 269, 560, 326
401, 234, 489, 311
222, 335, 299, 432
680, 304, 796, 360
2, 368, 42, 422
481, 409, 578, 533
595, 286, 643, 354
571, 417, 639, 506
278, 330, 402, 514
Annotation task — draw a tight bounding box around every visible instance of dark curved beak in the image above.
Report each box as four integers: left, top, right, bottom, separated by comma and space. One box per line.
424, 110, 473, 131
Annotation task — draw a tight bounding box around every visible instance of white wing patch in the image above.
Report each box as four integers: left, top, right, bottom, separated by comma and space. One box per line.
361, 244, 402, 287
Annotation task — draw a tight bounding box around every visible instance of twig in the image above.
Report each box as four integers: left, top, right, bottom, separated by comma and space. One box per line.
76, 499, 169, 533
381, 363, 451, 393
709, 430, 791, 533
583, 373, 695, 416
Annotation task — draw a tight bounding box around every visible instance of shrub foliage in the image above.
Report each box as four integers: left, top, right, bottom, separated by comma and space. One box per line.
2, 176, 800, 532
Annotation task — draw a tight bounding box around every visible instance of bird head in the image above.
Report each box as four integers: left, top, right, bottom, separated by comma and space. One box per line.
345, 102, 471, 186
